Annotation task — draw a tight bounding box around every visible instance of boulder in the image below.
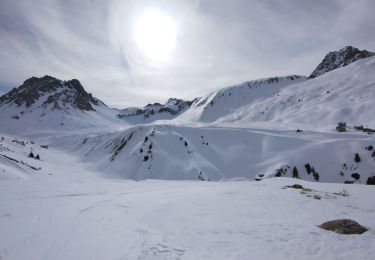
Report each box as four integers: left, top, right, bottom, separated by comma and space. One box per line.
319, 219, 367, 234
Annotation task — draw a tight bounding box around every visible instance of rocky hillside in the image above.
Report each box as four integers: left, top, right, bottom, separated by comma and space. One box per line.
118, 98, 193, 123
309, 46, 374, 78
0, 75, 104, 112
0, 76, 125, 135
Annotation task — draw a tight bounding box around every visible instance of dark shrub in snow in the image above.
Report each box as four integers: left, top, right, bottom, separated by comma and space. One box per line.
354, 153, 361, 163
292, 167, 299, 178
336, 122, 347, 132
313, 172, 320, 181
351, 173, 360, 181
305, 163, 312, 174
366, 176, 375, 185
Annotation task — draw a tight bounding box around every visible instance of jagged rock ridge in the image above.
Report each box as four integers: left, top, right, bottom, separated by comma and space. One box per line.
0, 75, 103, 111
309, 46, 374, 78
118, 98, 193, 120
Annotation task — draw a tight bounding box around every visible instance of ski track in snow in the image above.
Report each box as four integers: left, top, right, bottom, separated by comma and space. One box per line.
1, 172, 375, 260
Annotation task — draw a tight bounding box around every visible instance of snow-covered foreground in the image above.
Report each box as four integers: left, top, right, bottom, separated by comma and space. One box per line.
1, 173, 375, 260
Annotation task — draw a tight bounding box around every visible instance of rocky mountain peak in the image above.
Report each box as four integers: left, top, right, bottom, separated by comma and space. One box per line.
0, 75, 103, 111
309, 46, 374, 78
118, 98, 193, 121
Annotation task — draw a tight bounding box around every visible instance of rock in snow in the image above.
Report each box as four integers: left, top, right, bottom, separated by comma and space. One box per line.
319, 219, 368, 234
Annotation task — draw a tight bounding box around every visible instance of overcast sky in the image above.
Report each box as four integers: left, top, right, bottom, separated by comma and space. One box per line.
1, 0, 374, 107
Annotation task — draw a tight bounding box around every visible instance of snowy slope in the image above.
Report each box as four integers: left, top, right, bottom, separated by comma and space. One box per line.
177, 56, 375, 131
176, 75, 306, 123
0, 175, 374, 260
1, 131, 374, 259
49, 125, 375, 183
0, 76, 128, 136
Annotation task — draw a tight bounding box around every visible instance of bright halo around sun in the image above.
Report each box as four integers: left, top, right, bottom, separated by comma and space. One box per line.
134, 10, 177, 62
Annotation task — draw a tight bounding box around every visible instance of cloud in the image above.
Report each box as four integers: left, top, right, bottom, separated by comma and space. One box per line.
0, 0, 374, 107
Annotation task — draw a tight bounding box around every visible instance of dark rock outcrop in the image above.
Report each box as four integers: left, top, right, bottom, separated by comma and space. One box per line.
118, 98, 193, 119
309, 46, 374, 79
0, 75, 103, 111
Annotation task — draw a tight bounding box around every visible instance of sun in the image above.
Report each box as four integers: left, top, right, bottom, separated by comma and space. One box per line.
134, 10, 177, 62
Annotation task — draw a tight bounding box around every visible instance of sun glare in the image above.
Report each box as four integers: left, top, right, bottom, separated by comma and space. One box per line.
134, 10, 177, 62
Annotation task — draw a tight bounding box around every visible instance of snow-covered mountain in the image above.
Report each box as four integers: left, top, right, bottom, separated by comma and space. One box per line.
176, 75, 306, 124
0, 75, 126, 136
309, 46, 374, 78
117, 98, 193, 124
1, 46, 375, 184
178, 54, 375, 131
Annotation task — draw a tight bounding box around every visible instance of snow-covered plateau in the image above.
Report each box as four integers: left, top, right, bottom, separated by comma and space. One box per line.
1, 46, 375, 259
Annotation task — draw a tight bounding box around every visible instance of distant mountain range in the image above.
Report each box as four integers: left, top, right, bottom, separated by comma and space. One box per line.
1, 46, 375, 183
1, 45, 373, 129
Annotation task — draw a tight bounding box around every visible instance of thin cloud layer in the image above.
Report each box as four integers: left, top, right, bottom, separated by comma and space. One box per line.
0, 0, 374, 107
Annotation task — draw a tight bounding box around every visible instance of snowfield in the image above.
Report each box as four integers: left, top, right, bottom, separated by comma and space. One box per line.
0, 133, 375, 259
1, 176, 375, 260
1, 48, 375, 259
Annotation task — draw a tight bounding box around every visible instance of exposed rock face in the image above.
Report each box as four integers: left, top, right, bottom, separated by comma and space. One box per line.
309, 46, 375, 79
118, 98, 193, 119
0, 75, 102, 111
319, 219, 368, 234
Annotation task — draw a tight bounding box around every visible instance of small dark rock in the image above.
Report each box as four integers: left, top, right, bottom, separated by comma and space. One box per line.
319, 219, 367, 234
287, 184, 304, 189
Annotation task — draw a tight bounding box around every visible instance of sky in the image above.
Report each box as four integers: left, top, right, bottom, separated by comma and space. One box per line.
0, 0, 375, 108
